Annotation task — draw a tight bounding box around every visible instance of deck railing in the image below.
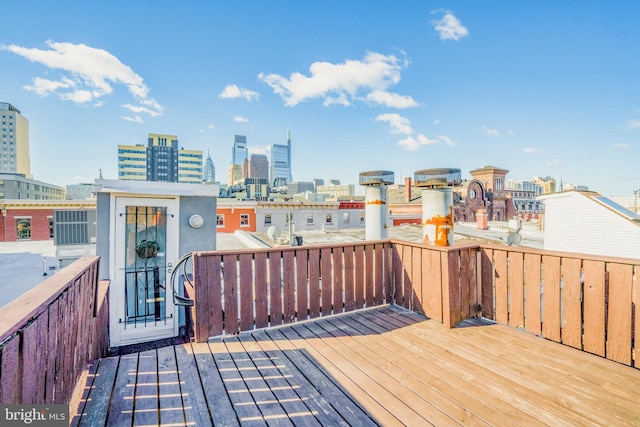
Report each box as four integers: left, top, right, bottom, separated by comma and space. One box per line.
0, 257, 109, 404
192, 240, 639, 368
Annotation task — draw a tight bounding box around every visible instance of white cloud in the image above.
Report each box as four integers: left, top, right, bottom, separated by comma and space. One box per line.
233, 116, 249, 123
365, 90, 418, 109
434, 119, 440, 125
375, 113, 413, 135
122, 115, 143, 123
432, 12, 469, 41
628, 120, 640, 129
219, 84, 259, 101
523, 147, 537, 153
259, 51, 414, 108
397, 134, 438, 151
482, 126, 500, 136
507, 130, 515, 136
2, 40, 163, 120
207, 123, 216, 130
438, 135, 455, 146
614, 143, 632, 148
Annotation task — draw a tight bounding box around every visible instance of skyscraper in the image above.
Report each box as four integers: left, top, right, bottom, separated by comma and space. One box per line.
203, 151, 215, 183
117, 133, 203, 183
0, 102, 30, 177
231, 135, 248, 166
270, 131, 292, 186
248, 154, 269, 180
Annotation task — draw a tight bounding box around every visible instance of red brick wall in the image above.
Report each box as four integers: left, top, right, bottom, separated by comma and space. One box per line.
0, 208, 53, 242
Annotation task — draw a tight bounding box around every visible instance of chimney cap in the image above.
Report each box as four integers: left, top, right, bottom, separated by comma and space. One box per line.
359, 170, 394, 186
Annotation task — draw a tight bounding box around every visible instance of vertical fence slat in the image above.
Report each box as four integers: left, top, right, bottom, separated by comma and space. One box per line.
425, 250, 443, 322
1, 335, 21, 403
283, 251, 296, 324
355, 245, 365, 309
480, 248, 494, 320
442, 251, 460, 328
269, 252, 283, 326
634, 264, 639, 368
295, 250, 309, 321
223, 256, 239, 334
509, 252, 525, 328
583, 260, 605, 356
384, 243, 393, 304
308, 249, 321, 319
333, 248, 344, 314
20, 322, 38, 404
411, 246, 422, 313
494, 250, 508, 325
365, 245, 375, 308
374, 243, 384, 306
45, 299, 59, 404
321, 248, 333, 315
524, 253, 542, 335
239, 254, 254, 332
254, 253, 268, 329
402, 245, 413, 311
459, 249, 471, 320
542, 255, 561, 342
344, 246, 355, 312
561, 258, 582, 350
606, 263, 633, 365
393, 245, 403, 306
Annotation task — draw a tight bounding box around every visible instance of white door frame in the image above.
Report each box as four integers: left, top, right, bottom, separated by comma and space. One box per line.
109, 195, 180, 347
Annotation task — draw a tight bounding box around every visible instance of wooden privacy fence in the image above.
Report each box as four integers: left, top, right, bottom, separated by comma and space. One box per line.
479, 244, 639, 368
191, 239, 639, 368
0, 257, 109, 404
192, 241, 393, 342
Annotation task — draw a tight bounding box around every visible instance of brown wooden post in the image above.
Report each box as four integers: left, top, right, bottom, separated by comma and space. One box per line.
441, 249, 461, 328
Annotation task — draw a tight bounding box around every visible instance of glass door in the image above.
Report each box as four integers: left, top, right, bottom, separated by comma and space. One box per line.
111, 197, 178, 346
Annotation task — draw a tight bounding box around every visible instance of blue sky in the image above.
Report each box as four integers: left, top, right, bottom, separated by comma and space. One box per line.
1, 1, 639, 196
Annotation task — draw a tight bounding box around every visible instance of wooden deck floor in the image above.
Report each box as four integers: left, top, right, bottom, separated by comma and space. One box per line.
72, 305, 640, 426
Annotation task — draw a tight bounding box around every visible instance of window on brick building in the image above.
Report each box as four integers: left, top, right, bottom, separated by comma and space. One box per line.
16, 218, 31, 240
217, 214, 224, 227
240, 214, 250, 227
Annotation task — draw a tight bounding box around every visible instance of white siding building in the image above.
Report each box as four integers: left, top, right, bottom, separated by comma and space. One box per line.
539, 191, 640, 259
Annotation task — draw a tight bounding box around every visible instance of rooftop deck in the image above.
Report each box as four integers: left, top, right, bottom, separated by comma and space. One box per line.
72, 305, 640, 426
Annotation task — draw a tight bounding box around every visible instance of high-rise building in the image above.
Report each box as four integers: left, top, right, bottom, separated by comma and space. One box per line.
248, 154, 269, 180
270, 131, 292, 186
0, 102, 30, 177
232, 135, 248, 166
532, 176, 557, 194
203, 151, 215, 183
117, 133, 203, 183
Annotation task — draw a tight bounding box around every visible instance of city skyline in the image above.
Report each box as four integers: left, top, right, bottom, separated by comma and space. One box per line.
1, 1, 639, 196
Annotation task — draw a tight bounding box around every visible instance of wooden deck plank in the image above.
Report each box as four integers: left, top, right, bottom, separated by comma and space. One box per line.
208, 340, 267, 426
157, 345, 186, 425
258, 328, 377, 427
348, 311, 544, 427
191, 342, 240, 426
319, 315, 490, 426
78, 356, 119, 426
288, 321, 419, 426
70, 359, 99, 427
104, 354, 137, 427
237, 334, 323, 427
73, 305, 640, 426
223, 337, 294, 427
133, 349, 159, 426
377, 306, 640, 426
174, 344, 213, 426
